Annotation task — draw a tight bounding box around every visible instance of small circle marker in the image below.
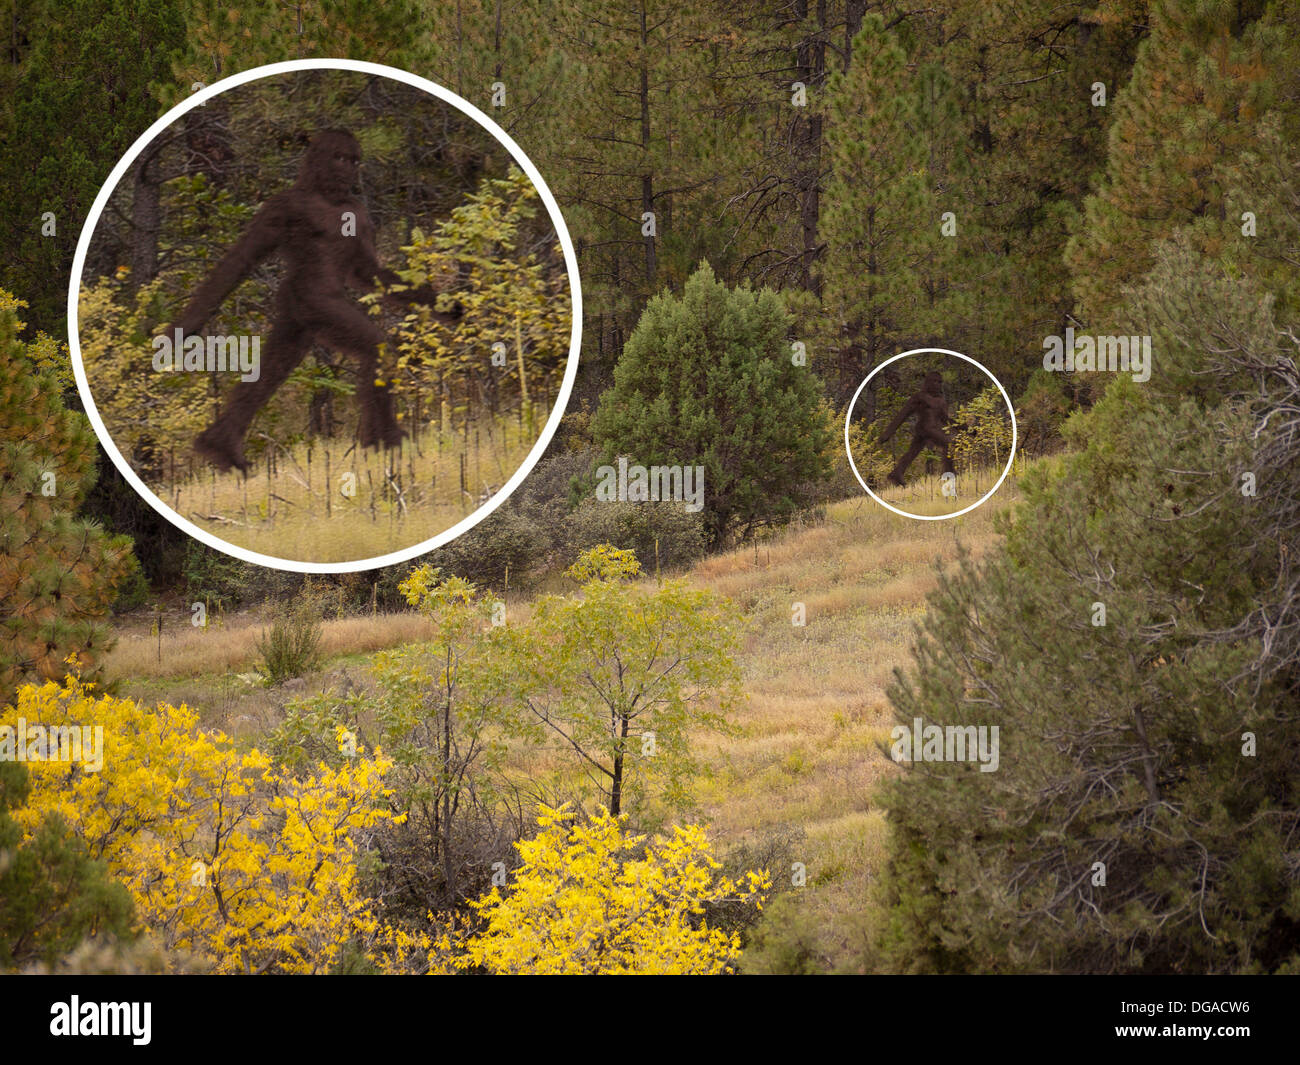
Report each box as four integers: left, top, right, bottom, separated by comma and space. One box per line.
844, 347, 1017, 521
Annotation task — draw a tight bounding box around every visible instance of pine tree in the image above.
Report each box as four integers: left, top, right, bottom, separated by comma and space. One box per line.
167, 0, 433, 98
0, 0, 184, 335
818, 17, 942, 405
1065, 0, 1281, 325
853, 2, 1300, 974
0, 760, 135, 971
536, 0, 727, 376
0, 307, 134, 705
861, 174, 1300, 975
922, 0, 1143, 397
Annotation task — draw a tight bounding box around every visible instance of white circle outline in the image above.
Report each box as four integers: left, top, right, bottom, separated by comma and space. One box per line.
68, 58, 582, 574
843, 348, 1017, 521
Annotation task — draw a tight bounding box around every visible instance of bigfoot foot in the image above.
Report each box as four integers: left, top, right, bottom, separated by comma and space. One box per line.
194, 427, 248, 473
887, 472, 906, 488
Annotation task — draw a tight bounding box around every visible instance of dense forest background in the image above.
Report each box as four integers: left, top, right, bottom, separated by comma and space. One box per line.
2, 0, 1299, 975
4, 0, 1155, 584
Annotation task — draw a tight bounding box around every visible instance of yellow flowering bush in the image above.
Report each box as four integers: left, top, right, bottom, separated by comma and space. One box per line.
460, 804, 769, 974
564, 543, 642, 583
5, 674, 398, 974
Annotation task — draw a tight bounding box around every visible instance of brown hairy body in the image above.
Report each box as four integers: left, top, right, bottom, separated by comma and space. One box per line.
879, 371, 956, 487
170, 130, 460, 473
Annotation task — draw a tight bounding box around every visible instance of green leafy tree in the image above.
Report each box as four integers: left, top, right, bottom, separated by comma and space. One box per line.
855, 6, 1300, 973
949, 385, 1013, 476
267, 565, 525, 911
592, 262, 832, 544
373, 565, 522, 904
384, 167, 571, 438
494, 546, 744, 820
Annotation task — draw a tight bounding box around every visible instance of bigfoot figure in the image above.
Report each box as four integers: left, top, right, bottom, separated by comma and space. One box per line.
879, 371, 955, 487
170, 129, 460, 472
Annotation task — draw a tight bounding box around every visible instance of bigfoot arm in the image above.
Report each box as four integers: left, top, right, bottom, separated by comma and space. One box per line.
348, 207, 410, 295
353, 243, 442, 309
879, 396, 919, 444
171, 198, 286, 336
355, 245, 461, 322
348, 208, 459, 318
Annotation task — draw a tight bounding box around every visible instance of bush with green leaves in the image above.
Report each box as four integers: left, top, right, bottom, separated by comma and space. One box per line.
949, 385, 1014, 480
592, 263, 833, 545
422, 506, 548, 589
256, 595, 324, 685
182, 540, 250, 614
565, 498, 707, 574
837, 418, 895, 496
110, 565, 151, 615
739, 892, 830, 976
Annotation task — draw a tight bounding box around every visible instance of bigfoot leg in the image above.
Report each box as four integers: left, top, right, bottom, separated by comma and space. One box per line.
194, 320, 310, 472
889, 432, 927, 487
315, 304, 402, 449
926, 429, 956, 475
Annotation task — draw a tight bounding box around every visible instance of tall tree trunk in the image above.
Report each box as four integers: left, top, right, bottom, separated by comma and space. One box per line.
795, 0, 827, 295
640, 2, 656, 288
441, 648, 455, 897
131, 142, 162, 284
609, 711, 631, 816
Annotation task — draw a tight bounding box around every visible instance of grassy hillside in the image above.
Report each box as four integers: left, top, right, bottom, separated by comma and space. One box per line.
103, 468, 1024, 969
686, 472, 1015, 968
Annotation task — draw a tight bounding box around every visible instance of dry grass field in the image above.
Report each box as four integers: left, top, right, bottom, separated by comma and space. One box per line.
685, 471, 1015, 965
160, 408, 546, 563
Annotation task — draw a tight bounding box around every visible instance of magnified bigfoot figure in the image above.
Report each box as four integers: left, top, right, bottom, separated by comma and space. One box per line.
170, 129, 460, 472
879, 371, 955, 487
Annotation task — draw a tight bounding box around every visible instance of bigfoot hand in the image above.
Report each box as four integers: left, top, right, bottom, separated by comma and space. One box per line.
164, 313, 205, 343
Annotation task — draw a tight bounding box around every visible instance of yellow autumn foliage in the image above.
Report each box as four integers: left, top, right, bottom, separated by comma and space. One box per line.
460, 804, 770, 975
4, 673, 399, 974
564, 543, 642, 583
4, 675, 767, 976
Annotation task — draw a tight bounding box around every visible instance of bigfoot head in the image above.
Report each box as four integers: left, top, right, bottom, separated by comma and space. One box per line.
923, 371, 943, 395
300, 129, 361, 203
